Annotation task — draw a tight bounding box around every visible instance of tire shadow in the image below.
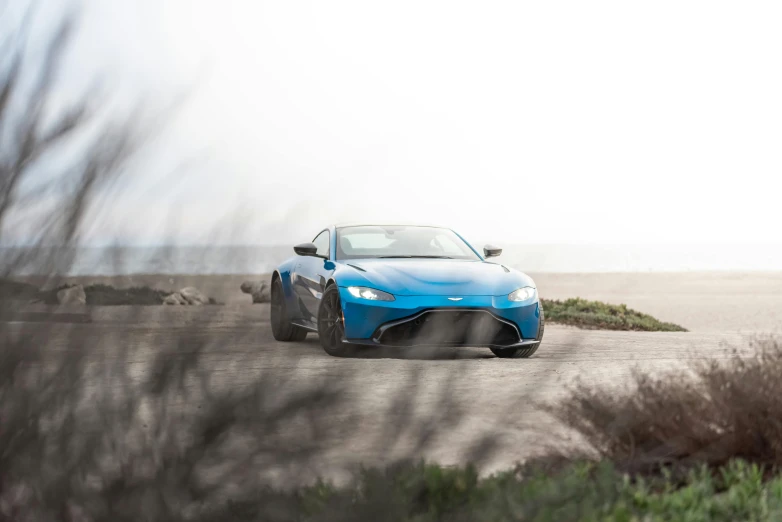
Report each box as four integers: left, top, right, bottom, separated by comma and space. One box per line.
295, 335, 496, 360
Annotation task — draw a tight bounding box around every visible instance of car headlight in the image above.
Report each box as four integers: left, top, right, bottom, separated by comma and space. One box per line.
508, 287, 537, 302
347, 286, 395, 301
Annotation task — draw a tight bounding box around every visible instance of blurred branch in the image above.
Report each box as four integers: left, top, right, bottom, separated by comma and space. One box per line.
0, 10, 148, 281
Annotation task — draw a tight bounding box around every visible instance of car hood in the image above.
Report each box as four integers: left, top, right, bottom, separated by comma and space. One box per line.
338, 259, 534, 296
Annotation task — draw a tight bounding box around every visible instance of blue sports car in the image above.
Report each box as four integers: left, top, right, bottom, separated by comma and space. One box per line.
270, 225, 544, 358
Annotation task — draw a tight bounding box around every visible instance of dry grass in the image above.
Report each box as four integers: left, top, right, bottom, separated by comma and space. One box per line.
551, 337, 782, 474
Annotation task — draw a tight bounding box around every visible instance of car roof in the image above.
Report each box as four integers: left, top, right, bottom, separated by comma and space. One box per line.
333, 223, 451, 230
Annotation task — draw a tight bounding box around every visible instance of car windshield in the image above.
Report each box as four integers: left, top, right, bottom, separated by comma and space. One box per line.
336, 225, 480, 261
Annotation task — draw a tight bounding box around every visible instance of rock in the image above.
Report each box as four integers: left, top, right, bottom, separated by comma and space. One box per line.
179, 287, 209, 305
241, 281, 270, 303
252, 285, 270, 303
57, 285, 86, 305
240, 281, 258, 294
163, 289, 212, 306
163, 292, 187, 305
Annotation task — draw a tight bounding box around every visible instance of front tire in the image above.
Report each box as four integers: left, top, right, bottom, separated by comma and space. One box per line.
490, 343, 539, 358
270, 278, 307, 342
317, 285, 354, 357
491, 304, 544, 359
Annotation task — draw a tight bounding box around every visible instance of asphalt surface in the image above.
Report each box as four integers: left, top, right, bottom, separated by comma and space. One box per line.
5, 302, 760, 484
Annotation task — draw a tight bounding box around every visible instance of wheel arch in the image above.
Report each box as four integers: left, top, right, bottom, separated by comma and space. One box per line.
272, 269, 294, 302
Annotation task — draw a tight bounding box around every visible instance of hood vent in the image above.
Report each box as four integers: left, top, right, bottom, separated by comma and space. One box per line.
500, 265, 510, 273
346, 263, 366, 272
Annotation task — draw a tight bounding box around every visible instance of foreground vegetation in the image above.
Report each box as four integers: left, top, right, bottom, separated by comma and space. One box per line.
274, 459, 782, 521
541, 297, 687, 332
3, 332, 781, 520
289, 339, 782, 520
276, 336, 782, 520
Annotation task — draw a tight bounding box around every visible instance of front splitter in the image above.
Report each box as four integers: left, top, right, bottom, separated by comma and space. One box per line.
342, 338, 541, 350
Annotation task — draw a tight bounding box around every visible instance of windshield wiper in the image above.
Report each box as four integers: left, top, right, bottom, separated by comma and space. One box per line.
378, 255, 454, 259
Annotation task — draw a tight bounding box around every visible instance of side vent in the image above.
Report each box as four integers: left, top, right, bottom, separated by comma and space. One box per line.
346, 263, 366, 272
500, 265, 510, 273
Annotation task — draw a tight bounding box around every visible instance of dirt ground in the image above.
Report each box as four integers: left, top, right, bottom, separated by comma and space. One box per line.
8, 272, 782, 483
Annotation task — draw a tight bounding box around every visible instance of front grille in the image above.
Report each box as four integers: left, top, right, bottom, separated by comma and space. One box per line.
374, 310, 520, 347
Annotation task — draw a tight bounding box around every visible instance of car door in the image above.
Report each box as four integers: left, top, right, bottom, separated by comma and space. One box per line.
292, 230, 333, 326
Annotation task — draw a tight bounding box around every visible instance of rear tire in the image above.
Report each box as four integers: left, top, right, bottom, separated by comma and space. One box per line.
270, 278, 307, 342
317, 285, 355, 357
491, 304, 544, 359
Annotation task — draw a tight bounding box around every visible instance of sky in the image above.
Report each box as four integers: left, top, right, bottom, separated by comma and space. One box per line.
9, 0, 782, 249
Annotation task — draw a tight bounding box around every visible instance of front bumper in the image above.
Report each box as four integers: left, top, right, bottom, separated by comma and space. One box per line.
339, 287, 542, 348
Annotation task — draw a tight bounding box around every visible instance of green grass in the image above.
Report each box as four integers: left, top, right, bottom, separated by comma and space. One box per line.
541, 297, 687, 332
271, 459, 782, 521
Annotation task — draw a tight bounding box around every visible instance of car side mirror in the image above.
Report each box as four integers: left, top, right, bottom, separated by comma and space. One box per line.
294, 242, 319, 257
483, 244, 502, 258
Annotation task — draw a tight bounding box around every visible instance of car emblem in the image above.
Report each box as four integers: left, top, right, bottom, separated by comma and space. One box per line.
447, 297, 463, 301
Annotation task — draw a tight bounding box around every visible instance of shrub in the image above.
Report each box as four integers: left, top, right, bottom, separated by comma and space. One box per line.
551, 337, 782, 475
541, 298, 687, 332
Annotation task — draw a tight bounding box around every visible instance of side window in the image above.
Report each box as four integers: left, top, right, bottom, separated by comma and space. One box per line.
312, 231, 330, 259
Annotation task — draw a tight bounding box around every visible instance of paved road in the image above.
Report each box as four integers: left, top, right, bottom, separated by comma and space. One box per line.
5, 303, 758, 484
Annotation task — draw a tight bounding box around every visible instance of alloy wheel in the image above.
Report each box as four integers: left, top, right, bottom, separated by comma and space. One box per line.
319, 288, 345, 349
